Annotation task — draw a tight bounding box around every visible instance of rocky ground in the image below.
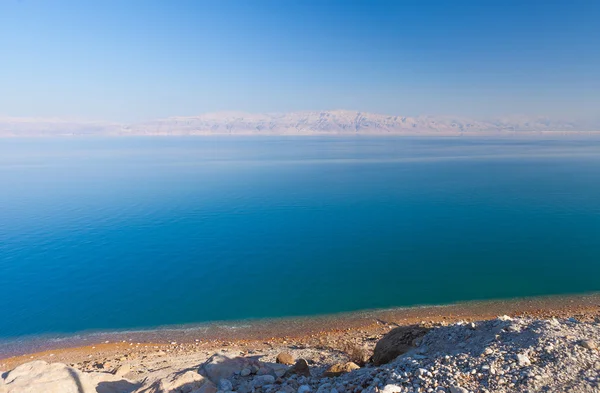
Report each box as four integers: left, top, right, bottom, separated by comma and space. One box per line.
1, 314, 599, 393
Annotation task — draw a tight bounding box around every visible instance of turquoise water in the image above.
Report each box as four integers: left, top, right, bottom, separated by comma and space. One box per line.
1, 137, 600, 340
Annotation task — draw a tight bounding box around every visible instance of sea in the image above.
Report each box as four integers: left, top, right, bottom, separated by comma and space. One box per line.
1, 136, 600, 352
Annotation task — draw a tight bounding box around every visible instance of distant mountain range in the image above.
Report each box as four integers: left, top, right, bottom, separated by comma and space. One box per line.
0, 111, 598, 136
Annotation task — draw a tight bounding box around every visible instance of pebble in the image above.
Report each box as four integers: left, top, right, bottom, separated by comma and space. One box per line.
516, 354, 531, 367
298, 385, 311, 393
381, 384, 402, 393
219, 379, 233, 391
579, 339, 597, 350
252, 375, 276, 387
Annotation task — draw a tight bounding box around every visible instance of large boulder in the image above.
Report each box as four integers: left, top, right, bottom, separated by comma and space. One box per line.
1, 360, 96, 393
135, 370, 207, 393
199, 354, 244, 383
372, 325, 430, 365
199, 354, 261, 384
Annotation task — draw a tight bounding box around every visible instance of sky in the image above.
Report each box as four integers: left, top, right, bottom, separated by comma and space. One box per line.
1, 0, 599, 122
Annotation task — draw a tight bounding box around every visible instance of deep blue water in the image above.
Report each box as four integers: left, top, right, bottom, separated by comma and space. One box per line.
1, 136, 600, 339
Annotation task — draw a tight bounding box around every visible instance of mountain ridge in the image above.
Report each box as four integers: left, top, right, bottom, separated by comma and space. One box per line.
0, 110, 598, 136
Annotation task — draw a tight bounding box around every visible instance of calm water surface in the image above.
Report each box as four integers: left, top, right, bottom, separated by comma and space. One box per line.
1, 137, 600, 339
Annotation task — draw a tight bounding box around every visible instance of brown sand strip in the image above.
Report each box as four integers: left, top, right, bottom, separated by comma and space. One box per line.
2, 293, 599, 370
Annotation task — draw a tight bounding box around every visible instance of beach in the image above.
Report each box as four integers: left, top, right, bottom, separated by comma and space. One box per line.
2, 293, 599, 371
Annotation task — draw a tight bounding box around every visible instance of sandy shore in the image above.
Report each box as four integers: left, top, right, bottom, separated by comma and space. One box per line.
2, 293, 600, 372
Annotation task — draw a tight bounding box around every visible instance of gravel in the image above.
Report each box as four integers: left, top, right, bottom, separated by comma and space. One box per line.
258, 316, 600, 393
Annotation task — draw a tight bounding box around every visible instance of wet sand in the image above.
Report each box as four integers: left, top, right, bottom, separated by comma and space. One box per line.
2, 293, 600, 371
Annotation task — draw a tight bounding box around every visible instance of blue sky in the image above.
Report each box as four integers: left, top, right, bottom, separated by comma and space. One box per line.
1, 0, 599, 121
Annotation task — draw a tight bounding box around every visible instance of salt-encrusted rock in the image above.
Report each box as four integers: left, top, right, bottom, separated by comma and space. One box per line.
135, 370, 206, 393
285, 359, 311, 377
277, 352, 295, 365
2, 361, 96, 393
323, 362, 360, 377
372, 325, 430, 365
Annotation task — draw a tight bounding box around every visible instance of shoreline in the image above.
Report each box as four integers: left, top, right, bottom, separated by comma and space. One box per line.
2, 292, 600, 370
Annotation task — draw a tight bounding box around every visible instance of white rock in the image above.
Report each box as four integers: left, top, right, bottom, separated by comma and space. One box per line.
201, 354, 246, 383
136, 370, 206, 393
381, 384, 402, 393
516, 354, 531, 367
449, 386, 468, 393
2, 361, 96, 393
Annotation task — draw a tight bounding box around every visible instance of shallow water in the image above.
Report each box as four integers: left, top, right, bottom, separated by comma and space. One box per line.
1, 136, 600, 340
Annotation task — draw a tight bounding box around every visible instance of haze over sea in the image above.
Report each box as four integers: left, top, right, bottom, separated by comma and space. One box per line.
1, 136, 600, 342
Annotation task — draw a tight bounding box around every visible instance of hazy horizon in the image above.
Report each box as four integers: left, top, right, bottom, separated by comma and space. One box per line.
1, 0, 599, 122
0, 109, 597, 124
2, 109, 600, 137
